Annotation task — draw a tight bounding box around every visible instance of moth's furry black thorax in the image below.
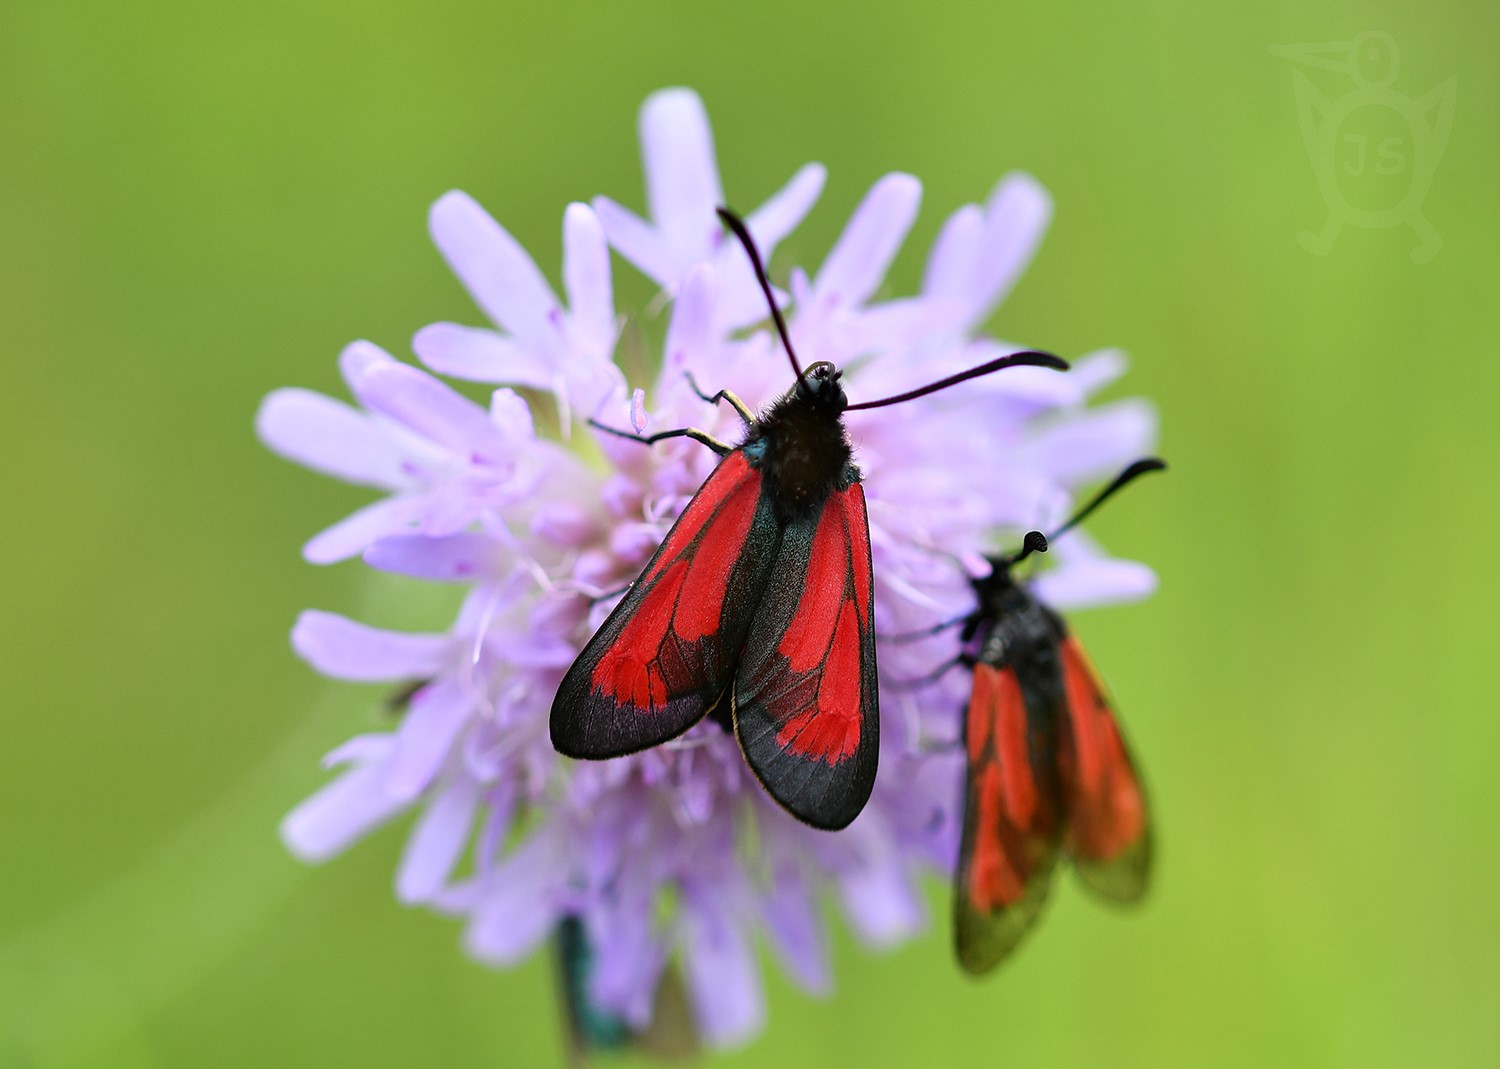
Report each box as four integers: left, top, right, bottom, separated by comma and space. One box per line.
968, 560, 1067, 673
968, 562, 1068, 739
743, 361, 856, 523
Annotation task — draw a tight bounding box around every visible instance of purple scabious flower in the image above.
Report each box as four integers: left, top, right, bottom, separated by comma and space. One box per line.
258, 88, 1157, 1048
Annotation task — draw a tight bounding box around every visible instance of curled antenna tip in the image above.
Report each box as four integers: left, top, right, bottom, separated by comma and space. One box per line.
1012, 350, 1070, 372
1125, 457, 1168, 476
1023, 530, 1049, 555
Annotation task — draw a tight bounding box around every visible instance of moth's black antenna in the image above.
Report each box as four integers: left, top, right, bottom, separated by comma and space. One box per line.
998, 459, 1165, 571
1004, 530, 1051, 567
716, 207, 802, 381
845, 350, 1069, 411
1048, 458, 1167, 544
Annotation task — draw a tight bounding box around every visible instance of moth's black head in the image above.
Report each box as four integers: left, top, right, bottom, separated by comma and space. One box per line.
971, 553, 1021, 603
795, 361, 848, 415
969, 529, 1046, 608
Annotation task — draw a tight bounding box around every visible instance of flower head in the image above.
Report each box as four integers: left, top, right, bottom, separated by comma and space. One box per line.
259, 87, 1157, 1048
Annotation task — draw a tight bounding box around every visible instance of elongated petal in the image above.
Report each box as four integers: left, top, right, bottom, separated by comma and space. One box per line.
590, 909, 670, 1028
759, 865, 831, 994
592, 196, 675, 284
396, 774, 483, 904
413, 323, 552, 387
291, 610, 451, 681
1023, 399, 1158, 483
364, 531, 498, 582
338, 339, 396, 392
281, 750, 407, 863
641, 88, 722, 260
1070, 348, 1129, 396
682, 906, 764, 1048
1032, 556, 1158, 609
745, 163, 827, 251
836, 834, 925, 947
384, 676, 475, 800
709, 161, 830, 329
562, 202, 615, 356
922, 203, 985, 298
321, 734, 394, 770
1033, 528, 1159, 609
813, 173, 922, 307
972, 173, 1051, 320
660, 262, 718, 387
430, 190, 560, 345
352, 361, 507, 461
256, 389, 409, 489
464, 831, 564, 965
302, 494, 427, 564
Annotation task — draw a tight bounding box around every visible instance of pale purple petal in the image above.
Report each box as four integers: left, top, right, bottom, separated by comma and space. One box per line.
430, 190, 560, 344
971, 173, 1052, 321
321, 734, 393, 770
922, 203, 985, 298
660, 262, 718, 389
590, 916, 669, 1028
489, 388, 535, 438
464, 831, 566, 965
338, 339, 396, 391
351, 361, 508, 461
681, 905, 764, 1048
302, 494, 427, 564
255, 388, 410, 490
291, 610, 451, 681
281, 751, 408, 863
591, 196, 675, 284
396, 774, 483, 904
758, 865, 830, 995
1032, 529, 1159, 609
1070, 348, 1129, 396
413, 323, 551, 388
922, 174, 1050, 332
834, 295, 964, 363
709, 162, 828, 329
385, 676, 474, 800
641, 88, 723, 261
562, 202, 615, 356
1031, 556, 1158, 609
836, 833, 926, 947
744, 163, 827, 252
363, 532, 498, 582
1020, 399, 1157, 483
531, 501, 598, 547
812, 173, 922, 307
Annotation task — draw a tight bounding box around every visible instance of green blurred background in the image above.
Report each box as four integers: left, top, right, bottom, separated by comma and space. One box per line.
3, 2, 1496, 1065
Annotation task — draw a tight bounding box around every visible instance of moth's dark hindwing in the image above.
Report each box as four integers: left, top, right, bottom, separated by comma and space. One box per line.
953, 586, 1069, 974
550, 451, 783, 758
732, 469, 878, 830
1057, 636, 1152, 902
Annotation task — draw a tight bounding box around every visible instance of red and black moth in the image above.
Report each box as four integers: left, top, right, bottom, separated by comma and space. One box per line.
927, 458, 1164, 972
549, 207, 1069, 830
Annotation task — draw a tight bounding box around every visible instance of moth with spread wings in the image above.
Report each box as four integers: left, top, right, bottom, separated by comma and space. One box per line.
549, 208, 1067, 830
938, 459, 1163, 973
